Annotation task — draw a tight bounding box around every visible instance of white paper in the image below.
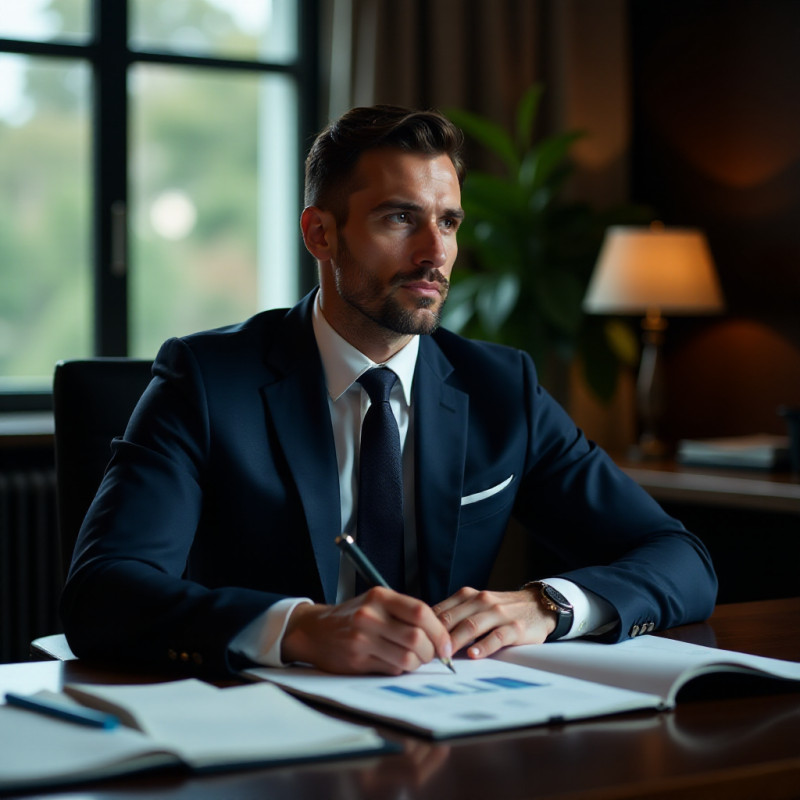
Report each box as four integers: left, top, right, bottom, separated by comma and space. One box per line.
247, 656, 661, 738
493, 636, 800, 706
66, 679, 384, 767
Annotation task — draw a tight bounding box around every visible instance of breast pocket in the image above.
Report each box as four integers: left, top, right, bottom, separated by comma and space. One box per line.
459, 474, 515, 525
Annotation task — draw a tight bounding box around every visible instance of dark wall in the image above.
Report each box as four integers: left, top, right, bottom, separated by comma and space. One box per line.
630, 0, 800, 441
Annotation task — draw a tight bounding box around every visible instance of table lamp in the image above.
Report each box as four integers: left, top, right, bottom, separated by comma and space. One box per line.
583, 224, 725, 459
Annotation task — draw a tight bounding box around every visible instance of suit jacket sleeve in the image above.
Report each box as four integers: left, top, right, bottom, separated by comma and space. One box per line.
510, 349, 718, 641
60, 332, 315, 676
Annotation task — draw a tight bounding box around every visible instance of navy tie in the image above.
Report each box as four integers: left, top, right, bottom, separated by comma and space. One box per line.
356, 368, 405, 593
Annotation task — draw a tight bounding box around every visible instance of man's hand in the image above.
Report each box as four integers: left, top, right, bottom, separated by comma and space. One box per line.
281, 587, 454, 674
433, 587, 557, 659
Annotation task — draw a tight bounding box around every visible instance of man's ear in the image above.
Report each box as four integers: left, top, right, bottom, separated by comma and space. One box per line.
300, 206, 336, 261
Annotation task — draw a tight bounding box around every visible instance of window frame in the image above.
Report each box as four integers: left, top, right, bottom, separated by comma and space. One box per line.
0, 0, 320, 412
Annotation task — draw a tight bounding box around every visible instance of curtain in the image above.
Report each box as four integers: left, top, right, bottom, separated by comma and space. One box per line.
319, 0, 630, 208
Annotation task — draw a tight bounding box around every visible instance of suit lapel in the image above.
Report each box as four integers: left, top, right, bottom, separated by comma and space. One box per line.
258, 297, 470, 606
413, 337, 469, 603
260, 293, 341, 603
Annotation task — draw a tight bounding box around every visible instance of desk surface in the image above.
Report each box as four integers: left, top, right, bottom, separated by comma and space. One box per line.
4, 598, 800, 800
616, 457, 800, 515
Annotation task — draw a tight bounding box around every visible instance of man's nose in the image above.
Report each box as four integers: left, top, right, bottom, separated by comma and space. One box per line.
413, 222, 448, 267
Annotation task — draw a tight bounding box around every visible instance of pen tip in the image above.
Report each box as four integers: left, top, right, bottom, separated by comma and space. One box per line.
443, 657, 456, 674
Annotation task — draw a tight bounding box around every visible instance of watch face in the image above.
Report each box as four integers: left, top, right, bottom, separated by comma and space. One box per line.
543, 585, 571, 611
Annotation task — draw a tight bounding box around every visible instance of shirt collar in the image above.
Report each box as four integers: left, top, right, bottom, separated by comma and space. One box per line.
312, 292, 419, 404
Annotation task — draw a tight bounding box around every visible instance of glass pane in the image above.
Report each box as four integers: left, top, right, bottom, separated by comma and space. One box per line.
0, 54, 91, 385
130, 0, 298, 63
0, 0, 91, 44
129, 64, 299, 358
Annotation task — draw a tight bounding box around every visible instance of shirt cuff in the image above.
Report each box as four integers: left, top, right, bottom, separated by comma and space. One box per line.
228, 597, 313, 666
541, 577, 616, 639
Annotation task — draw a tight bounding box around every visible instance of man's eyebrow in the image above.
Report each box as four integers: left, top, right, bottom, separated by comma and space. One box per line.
370, 200, 465, 219
370, 200, 422, 215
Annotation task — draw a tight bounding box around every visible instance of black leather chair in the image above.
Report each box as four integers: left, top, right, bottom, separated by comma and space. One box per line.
53, 358, 154, 578
31, 358, 153, 660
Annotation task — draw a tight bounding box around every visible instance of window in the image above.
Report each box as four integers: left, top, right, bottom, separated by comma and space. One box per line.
0, 52, 92, 389
0, 0, 318, 404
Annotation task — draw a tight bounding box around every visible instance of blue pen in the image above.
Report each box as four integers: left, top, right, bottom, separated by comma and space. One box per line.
5, 692, 120, 730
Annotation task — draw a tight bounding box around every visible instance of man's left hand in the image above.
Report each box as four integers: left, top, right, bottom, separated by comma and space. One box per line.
432, 587, 556, 659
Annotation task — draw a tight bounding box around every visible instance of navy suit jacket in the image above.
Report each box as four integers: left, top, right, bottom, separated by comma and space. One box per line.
62, 290, 717, 675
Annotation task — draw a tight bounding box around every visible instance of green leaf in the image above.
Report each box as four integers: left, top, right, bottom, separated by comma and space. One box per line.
470, 221, 524, 275
475, 273, 521, 335
580, 319, 621, 403
461, 172, 527, 217
532, 269, 585, 335
441, 297, 474, 334
446, 108, 519, 174
441, 275, 482, 333
603, 319, 639, 366
515, 85, 543, 153
520, 131, 584, 191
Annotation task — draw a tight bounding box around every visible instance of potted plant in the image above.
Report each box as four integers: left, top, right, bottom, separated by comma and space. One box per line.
444, 85, 646, 403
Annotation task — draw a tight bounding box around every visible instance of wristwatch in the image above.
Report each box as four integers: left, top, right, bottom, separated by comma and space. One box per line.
525, 581, 574, 642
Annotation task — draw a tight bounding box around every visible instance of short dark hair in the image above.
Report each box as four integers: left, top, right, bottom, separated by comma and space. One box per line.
304, 105, 466, 223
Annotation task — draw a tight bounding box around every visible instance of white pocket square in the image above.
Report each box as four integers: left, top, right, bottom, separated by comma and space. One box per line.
460, 474, 514, 506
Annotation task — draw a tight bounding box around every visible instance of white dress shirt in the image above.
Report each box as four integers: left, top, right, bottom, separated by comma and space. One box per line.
230, 295, 613, 665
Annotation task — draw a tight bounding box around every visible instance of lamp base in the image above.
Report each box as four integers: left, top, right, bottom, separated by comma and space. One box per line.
632, 311, 668, 462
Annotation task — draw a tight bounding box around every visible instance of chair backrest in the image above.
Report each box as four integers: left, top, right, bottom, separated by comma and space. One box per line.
53, 358, 153, 577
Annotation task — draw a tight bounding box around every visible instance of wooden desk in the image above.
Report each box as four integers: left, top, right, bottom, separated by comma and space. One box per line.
616, 457, 800, 515
3, 598, 800, 800
615, 459, 800, 604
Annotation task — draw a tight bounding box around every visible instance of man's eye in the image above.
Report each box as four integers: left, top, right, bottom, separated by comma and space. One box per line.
388, 212, 411, 224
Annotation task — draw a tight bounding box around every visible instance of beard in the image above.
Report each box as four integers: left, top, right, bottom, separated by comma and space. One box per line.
332, 234, 450, 337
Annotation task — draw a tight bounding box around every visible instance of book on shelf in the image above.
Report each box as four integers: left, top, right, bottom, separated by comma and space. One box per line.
676, 434, 790, 469
245, 635, 800, 739
0, 678, 391, 793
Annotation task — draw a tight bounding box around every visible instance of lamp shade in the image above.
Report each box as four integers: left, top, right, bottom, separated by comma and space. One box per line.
583, 226, 725, 315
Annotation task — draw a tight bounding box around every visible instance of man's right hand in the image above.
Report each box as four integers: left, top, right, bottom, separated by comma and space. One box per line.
280, 587, 453, 674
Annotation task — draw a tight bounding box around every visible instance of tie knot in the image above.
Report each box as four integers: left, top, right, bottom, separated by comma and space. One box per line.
358, 368, 397, 404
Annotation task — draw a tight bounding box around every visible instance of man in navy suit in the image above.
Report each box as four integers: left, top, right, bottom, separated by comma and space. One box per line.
62, 106, 717, 677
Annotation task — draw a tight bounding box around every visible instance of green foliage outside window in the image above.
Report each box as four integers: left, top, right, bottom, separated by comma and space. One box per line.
1, 0, 296, 384
0, 55, 92, 383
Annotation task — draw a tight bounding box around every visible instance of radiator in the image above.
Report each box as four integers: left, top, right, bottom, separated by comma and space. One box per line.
0, 469, 62, 663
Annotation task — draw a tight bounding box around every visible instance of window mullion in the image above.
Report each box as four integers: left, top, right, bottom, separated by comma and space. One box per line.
92, 0, 130, 355
298, 0, 322, 293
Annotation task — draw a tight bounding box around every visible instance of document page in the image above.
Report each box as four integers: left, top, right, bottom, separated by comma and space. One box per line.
246, 657, 661, 738
493, 636, 800, 706
0, 699, 176, 790
1, 681, 389, 792
66, 679, 386, 768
